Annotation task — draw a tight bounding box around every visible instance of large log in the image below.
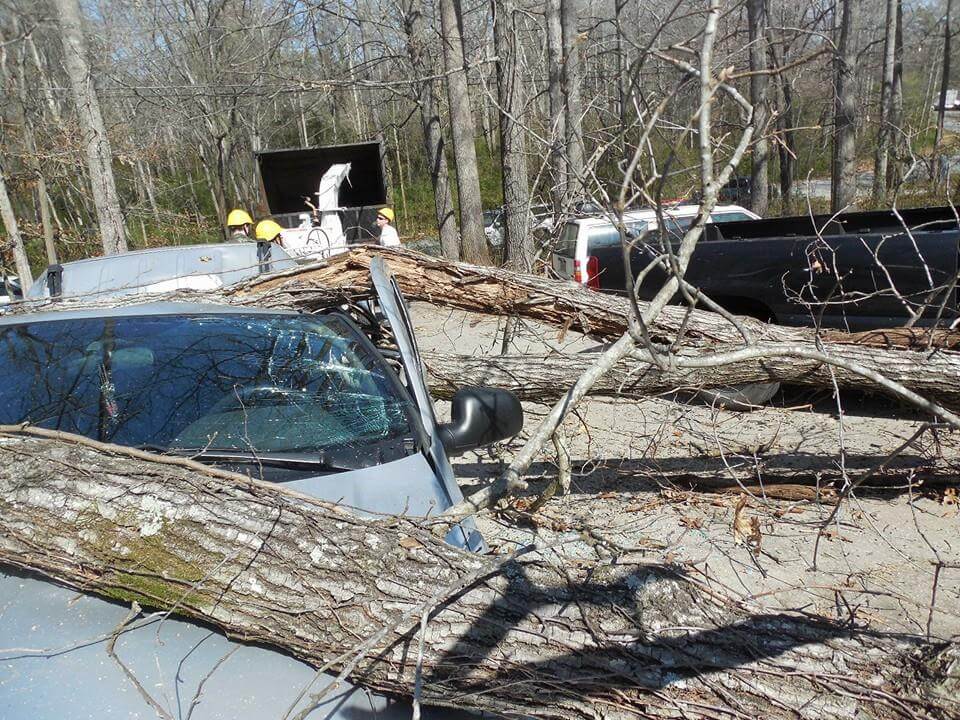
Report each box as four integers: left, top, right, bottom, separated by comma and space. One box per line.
11, 247, 960, 406
0, 429, 957, 720
221, 249, 960, 408
229, 247, 960, 350
423, 344, 960, 406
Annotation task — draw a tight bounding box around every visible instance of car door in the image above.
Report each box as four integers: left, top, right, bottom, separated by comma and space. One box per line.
369, 256, 484, 550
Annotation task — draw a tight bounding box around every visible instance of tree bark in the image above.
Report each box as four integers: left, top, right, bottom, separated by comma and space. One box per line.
0, 430, 955, 720
936, 0, 953, 187
872, 0, 898, 202
560, 0, 585, 201
54, 0, 128, 255
404, 1, 460, 261
889, 0, 905, 190
0, 161, 33, 285
831, 0, 859, 213
438, 0, 490, 264
422, 342, 960, 408
494, 0, 534, 270
546, 0, 568, 216
747, 0, 770, 216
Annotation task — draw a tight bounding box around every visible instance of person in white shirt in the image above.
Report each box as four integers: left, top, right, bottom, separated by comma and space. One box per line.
376, 207, 401, 247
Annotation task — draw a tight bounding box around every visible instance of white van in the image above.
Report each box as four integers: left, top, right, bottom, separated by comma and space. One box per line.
550, 204, 759, 287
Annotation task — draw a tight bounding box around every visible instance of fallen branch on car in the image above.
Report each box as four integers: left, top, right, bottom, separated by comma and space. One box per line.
0, 427, 957, 720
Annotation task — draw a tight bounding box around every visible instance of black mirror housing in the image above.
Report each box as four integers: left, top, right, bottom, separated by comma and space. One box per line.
439, 387, 523, 456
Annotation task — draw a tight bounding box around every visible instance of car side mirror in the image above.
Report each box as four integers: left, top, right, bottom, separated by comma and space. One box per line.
439, 387, 523, 457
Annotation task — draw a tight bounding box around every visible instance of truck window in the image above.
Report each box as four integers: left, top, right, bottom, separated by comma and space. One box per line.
663, 216, 694, 240
586, 222, 646, 252
710, 211, 754, 223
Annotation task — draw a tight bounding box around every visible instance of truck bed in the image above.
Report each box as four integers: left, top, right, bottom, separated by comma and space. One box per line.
599, 206, 960, 331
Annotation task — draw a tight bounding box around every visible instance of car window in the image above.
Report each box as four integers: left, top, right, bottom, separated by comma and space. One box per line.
710, 211, 754, 223
0, 314, 420, 463
554, 222, 581, 257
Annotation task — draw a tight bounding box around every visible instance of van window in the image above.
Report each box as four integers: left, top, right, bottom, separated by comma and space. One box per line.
554, 223, 580, 257
710, 211, 754, 223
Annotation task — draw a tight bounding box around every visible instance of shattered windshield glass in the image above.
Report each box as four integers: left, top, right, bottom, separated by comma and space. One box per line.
0, 313, 421, 465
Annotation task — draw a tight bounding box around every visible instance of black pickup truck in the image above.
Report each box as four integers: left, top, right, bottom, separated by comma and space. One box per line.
595, 206, 960, 331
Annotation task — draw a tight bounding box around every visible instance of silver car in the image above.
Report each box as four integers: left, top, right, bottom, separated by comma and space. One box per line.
0, 255, 522, 719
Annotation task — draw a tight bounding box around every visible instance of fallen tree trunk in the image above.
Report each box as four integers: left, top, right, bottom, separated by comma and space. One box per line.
232, 247, 960, 351
1, 428, 957, 719
216, 249, 960, 409
423, 343, 960, 407
12, 247, 960, 407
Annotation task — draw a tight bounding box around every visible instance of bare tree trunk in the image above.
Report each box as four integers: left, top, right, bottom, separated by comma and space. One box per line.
936, 0, 953, 188
134, 160, 160, 224
747, 0, 769, 215
36, 172, 57, 265
560, 0, 585, 201
775, 79, 796, 213
438, 0, 490, 264
12, 91, 57, 265
54, 0, 128, 255
403, 1, 460, 260
889, 0, 905, 190
831, 0, 859, 213
546, 0, 567, 216
0, 431, 955, 720
494, 0, 533, 270
26, 34, 62, 126
872, 0, 897, 202
0, 161, 34, 285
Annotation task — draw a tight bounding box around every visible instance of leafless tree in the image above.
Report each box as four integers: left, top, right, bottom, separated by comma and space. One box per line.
494, 0, 533, 269
438, 0, 490, 263
831, 0, 860, 213
53, 0, 128, 254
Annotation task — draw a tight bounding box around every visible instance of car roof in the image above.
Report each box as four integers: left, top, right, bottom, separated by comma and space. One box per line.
566, 204, 756, 229
0, 300, 298, 327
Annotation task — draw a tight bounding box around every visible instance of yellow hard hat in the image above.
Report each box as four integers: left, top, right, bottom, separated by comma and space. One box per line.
255, 219, 284, 241
377, 207, 395, 223
226, 209, 253, 227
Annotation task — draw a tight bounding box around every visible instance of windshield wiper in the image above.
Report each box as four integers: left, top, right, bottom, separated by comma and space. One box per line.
188, 450, 355, 472
133, 446, 353, 473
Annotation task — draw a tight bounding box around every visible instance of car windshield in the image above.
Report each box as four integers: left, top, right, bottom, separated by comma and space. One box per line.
0, 313, 421, 465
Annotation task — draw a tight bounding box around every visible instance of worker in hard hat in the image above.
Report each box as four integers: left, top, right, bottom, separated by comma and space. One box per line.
226, 209, 254, 242
376, 207, 400, 247
255, 219, 285, 246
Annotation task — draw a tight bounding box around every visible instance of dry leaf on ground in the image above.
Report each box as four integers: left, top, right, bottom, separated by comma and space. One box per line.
733, 494, 762, 553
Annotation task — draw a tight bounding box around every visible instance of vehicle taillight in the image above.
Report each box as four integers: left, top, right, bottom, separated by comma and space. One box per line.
575, 257, 601, 289
585, 256, 600, 289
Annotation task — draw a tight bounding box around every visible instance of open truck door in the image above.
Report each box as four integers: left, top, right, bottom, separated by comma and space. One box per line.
256, 141, 388, 261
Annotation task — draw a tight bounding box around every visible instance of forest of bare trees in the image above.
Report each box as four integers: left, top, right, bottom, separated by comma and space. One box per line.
1, 0, 959, 274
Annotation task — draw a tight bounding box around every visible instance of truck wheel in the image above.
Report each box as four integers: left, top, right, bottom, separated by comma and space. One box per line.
693, 382, 780, 411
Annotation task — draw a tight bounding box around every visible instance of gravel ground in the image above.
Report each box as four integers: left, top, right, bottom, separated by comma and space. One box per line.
411, 301, 960, 640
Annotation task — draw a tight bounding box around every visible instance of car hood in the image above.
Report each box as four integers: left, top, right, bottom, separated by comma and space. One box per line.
0, 452, 478, 720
